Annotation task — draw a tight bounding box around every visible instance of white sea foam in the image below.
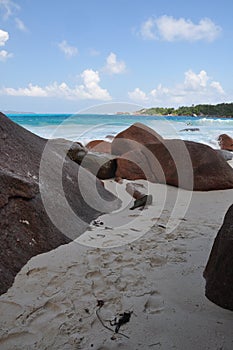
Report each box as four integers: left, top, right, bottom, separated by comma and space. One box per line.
20, 115, 233, 149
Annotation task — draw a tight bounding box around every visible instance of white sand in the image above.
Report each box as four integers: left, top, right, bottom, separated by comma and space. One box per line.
0, 178, 233, 349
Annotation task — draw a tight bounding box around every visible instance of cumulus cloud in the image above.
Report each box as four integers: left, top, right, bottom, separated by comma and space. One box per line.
78, 69, 111, 99
150, 84, 170, 99
2, 83, 48, 97
139, 16, 221, 42
184, 69, 209, 90
0, 28, 8, 46
140, 18, 156, 40
104, 52, 126, 74
0, 28, 12, 61
128, 87, 148, 102
58, 40, 78, 58
0, 49, 12, 61
210, 81, 225, 94
1, 69, 112, 100
128, 70, 225, 106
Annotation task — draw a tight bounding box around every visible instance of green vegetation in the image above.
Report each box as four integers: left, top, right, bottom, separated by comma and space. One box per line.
137, 103, 233, 117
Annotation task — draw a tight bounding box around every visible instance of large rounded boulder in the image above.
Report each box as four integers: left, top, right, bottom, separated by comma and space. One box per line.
0, 112, 120, 295
86, 140, 112, 154
204, 204, 233, 311
111, 122, 163, 156
116, 139, 233, 191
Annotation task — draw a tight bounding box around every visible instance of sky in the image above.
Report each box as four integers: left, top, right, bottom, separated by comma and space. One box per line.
0, 0, 233, 113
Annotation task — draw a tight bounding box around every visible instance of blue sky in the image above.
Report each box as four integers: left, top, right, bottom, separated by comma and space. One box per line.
0, 0, 233, 113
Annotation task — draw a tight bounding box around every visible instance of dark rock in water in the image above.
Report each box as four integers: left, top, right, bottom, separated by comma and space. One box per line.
105, 135, 114, 140
218, 134, 233, 151
130, 194, 153, 210
204, 205, 233, 311
111, 122, 163, 156
0, 112, 120, 295
180, 128, 200, 132
215, 149, 233, 161
116, 137, 233, 191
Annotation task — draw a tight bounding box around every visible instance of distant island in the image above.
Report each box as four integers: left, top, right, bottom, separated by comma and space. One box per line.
3, 110, 37, 115
135, 102, 233, 117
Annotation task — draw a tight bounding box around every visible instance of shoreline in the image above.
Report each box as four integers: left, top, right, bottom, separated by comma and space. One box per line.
5, 112, 233, 119
6, 113, 233, 150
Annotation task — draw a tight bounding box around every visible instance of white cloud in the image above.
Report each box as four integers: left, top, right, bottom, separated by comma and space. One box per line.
0, 0, 19, 19
104, 52, 126, 74
58, 40, 78, 58
78, 69, 111, 99
184, 69, 209, 90
140, 18, 157, 40
128, 87, 148, 102
0, 1, 28, 32
139, 16, 221, 42
0, 28, 9, 46
210, 81, 225, 94
2, 83, 48, 96
0, 28, 12, 61
1, 69, 112, 101
0, 49, 12, 61
15, 17, 27, 31
150, 84, 170, 99
128, 70, 225, 106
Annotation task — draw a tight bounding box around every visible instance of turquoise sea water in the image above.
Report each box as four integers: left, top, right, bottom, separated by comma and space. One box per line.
7, 113, 233, 149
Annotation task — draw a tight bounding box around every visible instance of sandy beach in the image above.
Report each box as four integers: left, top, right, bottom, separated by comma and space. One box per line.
2, 0, 233, 348
0, 176, 233, 350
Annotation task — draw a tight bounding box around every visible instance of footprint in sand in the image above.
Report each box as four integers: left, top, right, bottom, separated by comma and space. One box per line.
85, 270, 102, 279
0, 331, 33, 348
26, 266, 48, 277
0, 300, 23, 324
143, 292, 164, 315
148, 255, 168, 267
25, 300, 65, 328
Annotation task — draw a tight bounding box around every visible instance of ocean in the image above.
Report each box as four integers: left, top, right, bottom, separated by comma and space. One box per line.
7, 113, 233, 149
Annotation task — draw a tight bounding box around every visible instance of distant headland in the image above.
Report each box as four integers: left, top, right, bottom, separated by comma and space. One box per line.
3, 110, 37, 115
133, 102, 233, 118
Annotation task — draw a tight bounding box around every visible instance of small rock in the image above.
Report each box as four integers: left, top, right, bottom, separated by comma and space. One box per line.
180, 128, 200, 132
130, 194, 153, 210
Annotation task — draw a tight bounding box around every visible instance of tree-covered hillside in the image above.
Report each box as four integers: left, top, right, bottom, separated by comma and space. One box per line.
137, 103, 233, 117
